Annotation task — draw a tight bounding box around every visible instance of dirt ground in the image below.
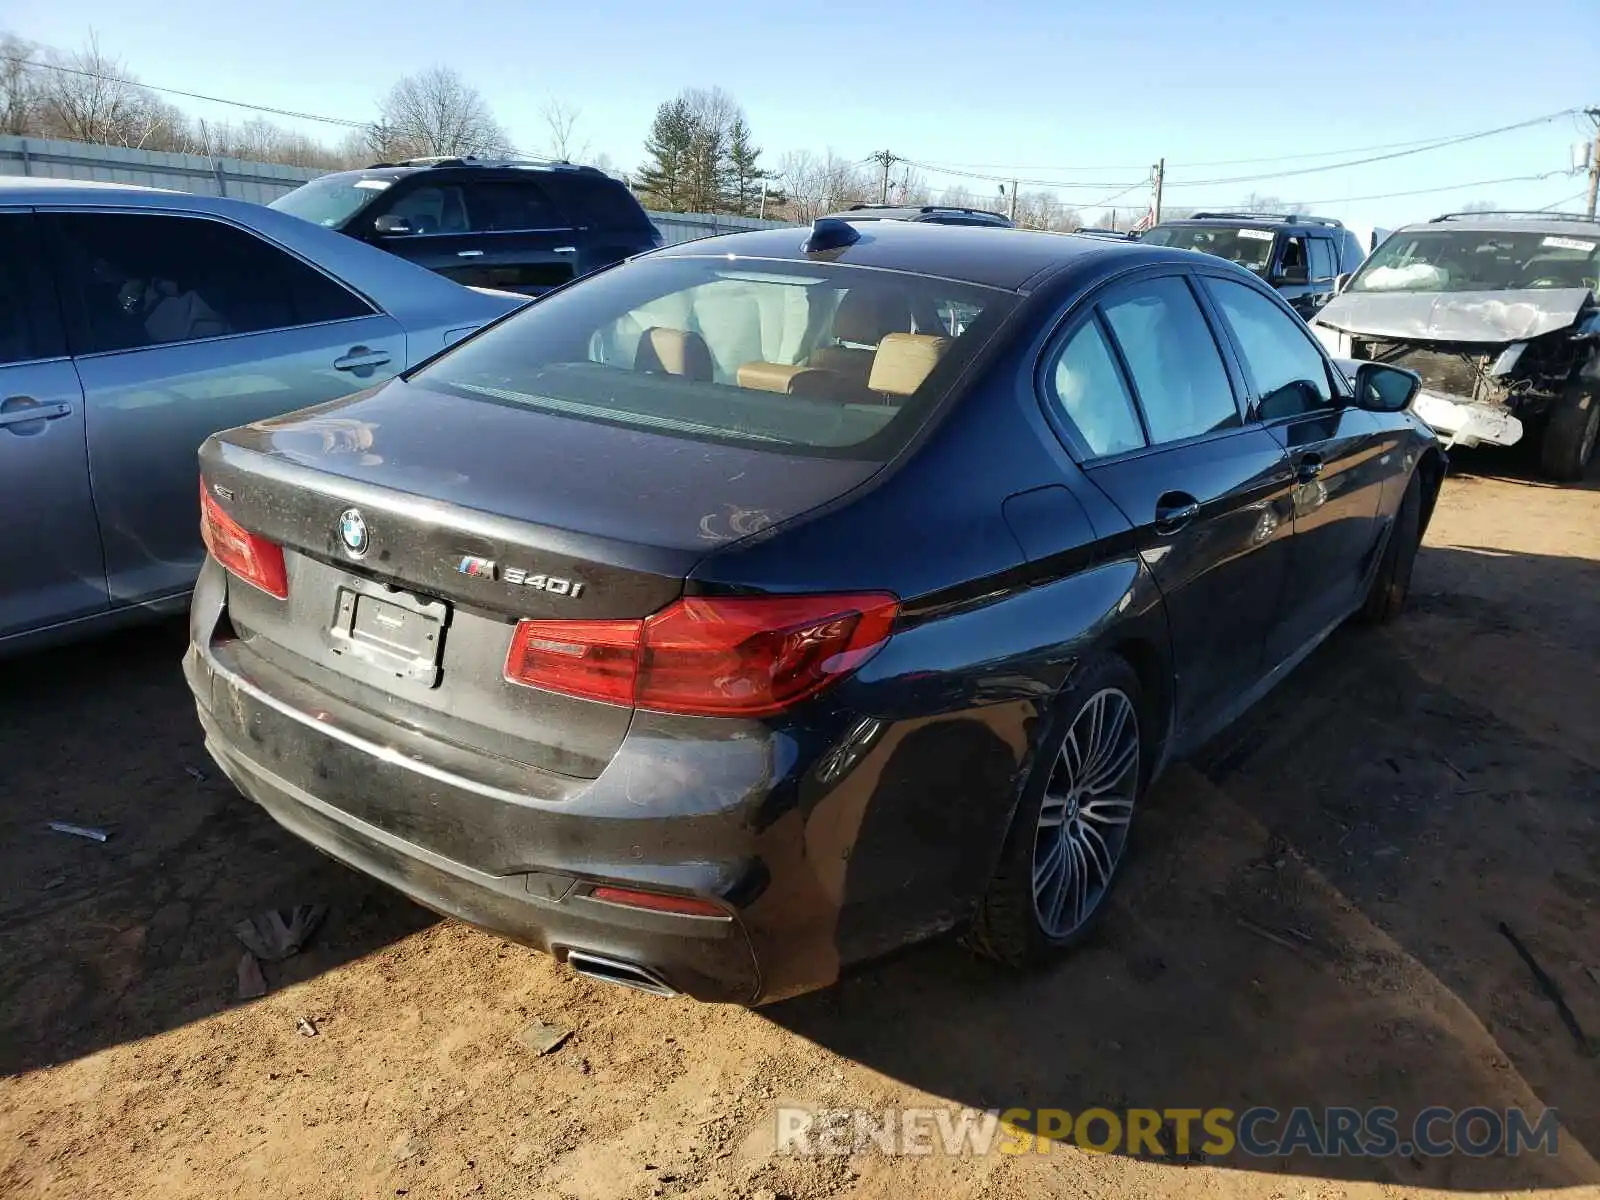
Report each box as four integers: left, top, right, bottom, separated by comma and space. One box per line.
2, 450, 1597, 1200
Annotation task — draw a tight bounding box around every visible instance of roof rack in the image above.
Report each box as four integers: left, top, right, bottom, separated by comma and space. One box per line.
1184, 210, 1344, 228
364, 155, 599, 173
1428, 210, 1600, 224
845, 203, 1009, 220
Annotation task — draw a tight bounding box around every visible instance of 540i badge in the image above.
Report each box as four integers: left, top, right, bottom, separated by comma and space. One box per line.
457, 555, 586, 598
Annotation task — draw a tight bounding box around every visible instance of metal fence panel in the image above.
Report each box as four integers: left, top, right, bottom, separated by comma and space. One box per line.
0, 136, 796, 237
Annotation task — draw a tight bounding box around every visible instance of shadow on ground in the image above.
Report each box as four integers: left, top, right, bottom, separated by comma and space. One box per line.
0, 620, 436, 1078
768, 542, 1600, 1192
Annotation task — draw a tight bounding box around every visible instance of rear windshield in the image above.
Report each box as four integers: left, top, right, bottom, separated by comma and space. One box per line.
1141, 224, 1277, 273
409, 256, 1018, 460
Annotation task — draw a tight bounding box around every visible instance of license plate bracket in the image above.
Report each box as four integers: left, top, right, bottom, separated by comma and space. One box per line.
330, 587, 450, 686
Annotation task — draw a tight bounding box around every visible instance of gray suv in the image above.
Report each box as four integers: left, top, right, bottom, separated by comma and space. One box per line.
0, 178, 522, 655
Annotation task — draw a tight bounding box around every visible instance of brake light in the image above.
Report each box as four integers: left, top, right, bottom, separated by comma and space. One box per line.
504, 592, 898, 717
199, 480, 288, 599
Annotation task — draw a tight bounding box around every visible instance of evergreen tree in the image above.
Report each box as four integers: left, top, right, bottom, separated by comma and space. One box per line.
636, 96, 697, 212
725, 116, 778, 217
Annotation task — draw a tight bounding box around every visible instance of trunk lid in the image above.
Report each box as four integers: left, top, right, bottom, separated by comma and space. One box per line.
197, 378, 881, 779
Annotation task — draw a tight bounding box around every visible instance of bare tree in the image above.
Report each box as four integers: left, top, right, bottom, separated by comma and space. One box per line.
1459, 199, 1499, 213
372, 67, 513, 160
0, 33, 42, 135
779, 149, 871, 223
540, 97, 589, 162
40, 32, 169, 148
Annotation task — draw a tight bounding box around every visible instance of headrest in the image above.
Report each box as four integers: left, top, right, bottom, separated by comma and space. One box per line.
635, 327, 714, 381
867, 333, 950, 396
736, 361, 806, 393
832, 287, 914, 345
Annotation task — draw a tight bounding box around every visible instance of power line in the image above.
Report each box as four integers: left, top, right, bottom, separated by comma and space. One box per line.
1292, 170, 1568, 206
4, 53, 369, 129
896, 108, 1575, 191
897, 157, 1138, 191
1167, 110, 1575, 188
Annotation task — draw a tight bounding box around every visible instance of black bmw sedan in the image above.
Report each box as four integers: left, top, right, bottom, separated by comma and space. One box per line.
186, 219, 1443, 1004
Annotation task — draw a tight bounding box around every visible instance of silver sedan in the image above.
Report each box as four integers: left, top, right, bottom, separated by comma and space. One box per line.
0, 178, 526, 655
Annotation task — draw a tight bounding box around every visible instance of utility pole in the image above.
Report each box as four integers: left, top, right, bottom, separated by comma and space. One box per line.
1008, 179, 1018, 222
1585, 109, 1600, 219
1151, 157, 1165, 225
868, 150, 898, 204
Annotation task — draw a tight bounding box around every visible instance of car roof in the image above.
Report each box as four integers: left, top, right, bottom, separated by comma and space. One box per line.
0, 176, 176, 198
1397, 213, 1600, 237
310, 159, 620, 185
651, 219, 1192, 291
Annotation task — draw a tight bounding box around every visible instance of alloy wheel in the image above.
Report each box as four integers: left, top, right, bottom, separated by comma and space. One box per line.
1031, 687, 1140, 938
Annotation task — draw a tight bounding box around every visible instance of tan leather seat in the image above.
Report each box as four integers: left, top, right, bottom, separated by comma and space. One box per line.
809, 286, 919, 382
737, 361, 859, 402
867, 333, 951, 397
634, 327, 714, 381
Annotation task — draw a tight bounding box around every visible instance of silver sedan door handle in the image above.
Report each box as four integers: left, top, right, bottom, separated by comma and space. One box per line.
0, 397, 73, 429
332, 347, 393, 372
456, 249, 485, 258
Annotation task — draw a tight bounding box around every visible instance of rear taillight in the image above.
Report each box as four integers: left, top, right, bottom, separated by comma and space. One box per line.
504, 592, 898, 717
199, 480, 288, 599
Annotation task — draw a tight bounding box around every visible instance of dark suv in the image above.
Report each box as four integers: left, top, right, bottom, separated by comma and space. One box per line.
826, 204, 1014, 228
270, 157, 662, 296
1141, 212, 1368, 318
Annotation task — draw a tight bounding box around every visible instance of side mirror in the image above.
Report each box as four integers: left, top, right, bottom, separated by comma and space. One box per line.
373, 214, 414, 236
1352, 361, 1420, 413
1334, 272, 1353, 294
1276, 264, 1310, 285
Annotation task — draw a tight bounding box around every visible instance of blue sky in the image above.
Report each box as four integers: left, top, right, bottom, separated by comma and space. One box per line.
11, 0, 1599, 228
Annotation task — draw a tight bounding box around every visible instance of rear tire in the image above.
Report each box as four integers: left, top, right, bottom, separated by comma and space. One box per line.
967, 654, 1147, 968
1537, 384, 1599, 482
1359, 469, 1423, 625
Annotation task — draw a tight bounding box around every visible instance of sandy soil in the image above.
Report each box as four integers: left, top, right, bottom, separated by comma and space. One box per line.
1, 449, 1597, 1199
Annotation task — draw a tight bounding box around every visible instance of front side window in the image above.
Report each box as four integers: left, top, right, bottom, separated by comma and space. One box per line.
379, 184, 471, 234
1348, 228, 1600, 293
1141, 224, 1278, 274
1045, 319, 1145, 457
409, 256, 1017, 460
1208, 278, 1335, 420
1308, 237, 1338, 281
1100, 277, 1240, 445
54, 212, 373, 354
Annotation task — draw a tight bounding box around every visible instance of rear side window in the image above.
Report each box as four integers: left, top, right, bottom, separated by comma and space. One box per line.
1045, 319, 1145, 457
409, 256, 1017, 460
1207, 277, 1335, 420
53, 212, 373, 354
543, 173, 654, 233
1100, 277, 1240, 444
467, 181, 565, 231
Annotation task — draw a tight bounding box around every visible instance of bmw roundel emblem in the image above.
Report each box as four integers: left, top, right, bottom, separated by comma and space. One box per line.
337, 508, 369, 558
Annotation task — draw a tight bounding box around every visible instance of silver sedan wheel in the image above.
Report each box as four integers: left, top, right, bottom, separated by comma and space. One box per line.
1031, 687, 1140, 939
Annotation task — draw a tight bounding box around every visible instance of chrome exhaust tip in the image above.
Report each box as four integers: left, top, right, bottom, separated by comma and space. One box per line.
565, 950, 679, 997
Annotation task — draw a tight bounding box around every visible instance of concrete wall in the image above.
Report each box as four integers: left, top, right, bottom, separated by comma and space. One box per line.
0, 135, 793, 244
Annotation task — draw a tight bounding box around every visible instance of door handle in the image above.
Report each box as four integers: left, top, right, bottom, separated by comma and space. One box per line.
554, 246, 577, 254
1296, 454, 1325, 483
0, 397, 73, 429
456, 249, 485, 258
1153, 492, 1201, 535
332, 347, 393, 372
